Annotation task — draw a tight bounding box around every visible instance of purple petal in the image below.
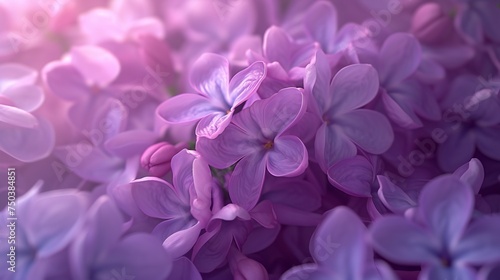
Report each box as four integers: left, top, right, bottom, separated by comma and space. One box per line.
190, 53, 229, 103
20, 191, 87, 257
131, 177, 188, 219
104, 233, 171, 280
2, 84, 44, 112
454, 216, 500, 265
381, 91, 423, 129
197, 123, 257, 169
192, 229, 232, 273
330, 64, 379, 115
282, 264, 329, 280
0, 104, 38, 128
267, 135, 308, 177
42, 62, 90, 101
167, 257, 202, 280
304, 49, 333, 115
417, 175, 474, 246
229, 153, 267, 210
315, 123, 357, 171
437, 129, 475, 172
0, 117, 54, 162
453, 158, 484, 194
248, 87, 306, 137
303, 1, 338, 52
70, 46, 120, 87
421, 266, 476, 280
327, 155, 374, 197
157, 94, 216, 124
0, 63, 37, 86
370, 215, 439, 265
476, 128, 500, 161
163, 222, 203, 258
455, 9, 483, 44
311, 206, 365, 279
104, 130, 157, 158
336, 109, 394, 155
377, 175, 417, 214
228, 61, 266, 107
171, 149, 197, 203
196, 112, 232, 139
263, 26, 292, 70
378, 33, 421, 86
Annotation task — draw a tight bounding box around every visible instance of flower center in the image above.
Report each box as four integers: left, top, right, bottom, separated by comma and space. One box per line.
264, 141, 274, 150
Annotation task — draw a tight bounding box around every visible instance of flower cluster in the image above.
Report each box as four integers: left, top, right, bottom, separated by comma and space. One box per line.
1, 0, 500, 279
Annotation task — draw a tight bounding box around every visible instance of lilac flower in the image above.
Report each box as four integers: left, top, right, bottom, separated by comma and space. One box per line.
364, 33, 442, 129
197, 87, 308, 210
438, 74, 500, 171
70, 195, 172, 280
305, 49, 393, 171
378, 158, 485, 215
192, 202, 278, 273
130, 149, 213, 258
140, 142, 187, 177
282, 206, 396, 280
370, 175, 500, 279
454, 0, 500, 45
0, 63, 54, 162
0, 184, 87, 280
157, 53, 266, 139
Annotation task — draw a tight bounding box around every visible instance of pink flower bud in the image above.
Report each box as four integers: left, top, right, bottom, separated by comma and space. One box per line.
141, 142, 186, 177
411, 3, 453, 44
229, 248, 269, 280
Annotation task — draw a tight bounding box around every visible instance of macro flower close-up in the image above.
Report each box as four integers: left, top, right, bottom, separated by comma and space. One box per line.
1, 0, 500, 279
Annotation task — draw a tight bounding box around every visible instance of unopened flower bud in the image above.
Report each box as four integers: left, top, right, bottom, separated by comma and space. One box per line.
411, 3, 452, 44
141, 142, 186, 177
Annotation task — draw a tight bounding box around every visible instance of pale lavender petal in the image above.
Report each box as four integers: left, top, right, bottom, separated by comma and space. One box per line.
157, 94, 216, 123
267, 135, 308, 177
453, 158, 484, 194
2, 84, 44, 112
163, 222, 203, 258
190, 53, 229, 102
421, 266, 476, 280
228, 61, 266, 107
304, 49, 332, 115
417, 175, 474, 246
70, 46, 120, 87
0, 104, 38, 128
370, 215, 439, 265
263, 26, 292, 70
303, 1, 338, 52
104, 130, 157, 158
381, 91, 423, 129
0, 117, 54, 162
196, 112, 232, 139
330, 64, 379, 115
20, 191, 87, 257
454, 216, 500, 264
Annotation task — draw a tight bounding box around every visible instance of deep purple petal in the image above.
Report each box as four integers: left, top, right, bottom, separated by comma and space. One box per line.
315, 123, 357, 171
336, 109, 394, 154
